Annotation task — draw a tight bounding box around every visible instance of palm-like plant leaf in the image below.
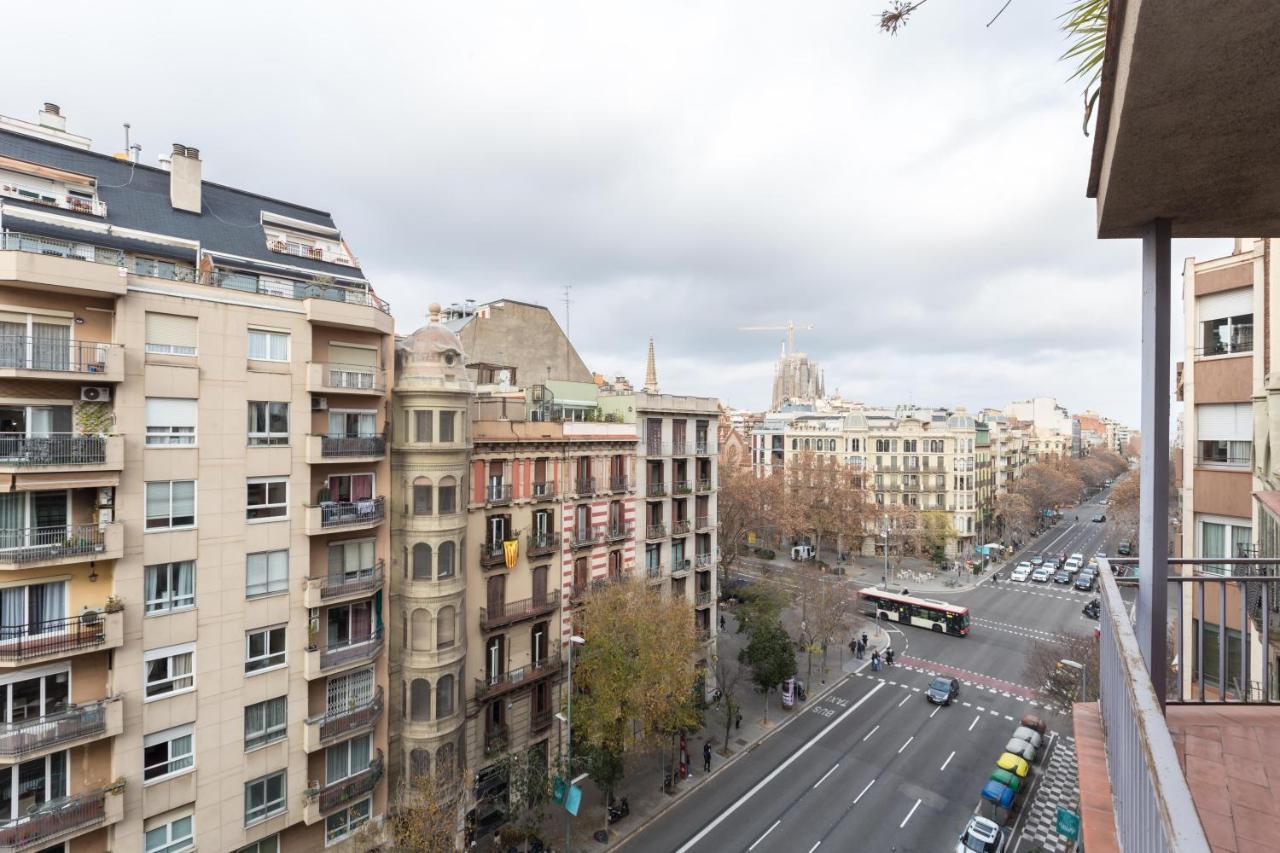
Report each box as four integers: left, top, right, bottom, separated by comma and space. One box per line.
1058, 0, 1110, 134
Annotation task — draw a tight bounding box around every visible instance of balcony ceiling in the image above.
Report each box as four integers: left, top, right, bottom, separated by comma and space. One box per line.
1088, 0, 1280, 238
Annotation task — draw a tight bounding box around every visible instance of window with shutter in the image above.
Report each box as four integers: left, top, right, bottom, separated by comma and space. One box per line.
146, 313, 197, 356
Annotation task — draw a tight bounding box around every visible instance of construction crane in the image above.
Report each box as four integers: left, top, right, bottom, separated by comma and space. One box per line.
737, 321, 815, 356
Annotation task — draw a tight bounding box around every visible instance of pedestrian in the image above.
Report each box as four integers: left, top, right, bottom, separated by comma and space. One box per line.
871, 650, 881, 672
860, 631, 868, 649
736, 712, 742, 730
719, 613, 726, 631
858, 640, 865, 659
703, 741, 712, 772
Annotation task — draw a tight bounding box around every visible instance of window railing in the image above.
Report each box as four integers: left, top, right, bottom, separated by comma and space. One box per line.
0, 698, 113, 758
0, 434, 108, 466
480, 541, 507, 567
0, 610, 110, 661
317, 497, 385, 528
671, 441, 688, 456
646, 563, 664, 579
531, 481, 557, 501
671, 519, 692, 536
571, 527, 599, 548
309, 687, 383, 744
696, 478, 713, 492
573, 476, 595, 496
0, 335, 118, 375
1193, 452, 1251, 468
528, 532, 561, 557
267, 239, 358, 268
309, 750, 384, 813
695, 591, 712, 607
308, 560, 384, 601
479, 596, 558, 631
485, 483, 512, 505
484, 725, 509, 756
673, 480, 693, 495
609, 475, 629, 493
646, 523, 667, 540
695, 553, 714, 568
1195, 327, 1253, 357
695, 516, 711, 530
318, 627, 384, 672
475, 653, 561, 701
671, 559, 691, 576
0, 524, 109, 564
319, 435, 385, 458
0, 786, 109, 849
0, 185, 107, 216
322, 363, 385, 392
647, 482, 667, 497
695, 442, 714, 455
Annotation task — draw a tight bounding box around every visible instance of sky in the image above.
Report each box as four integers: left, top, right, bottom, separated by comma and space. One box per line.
4, 1, 1225, 423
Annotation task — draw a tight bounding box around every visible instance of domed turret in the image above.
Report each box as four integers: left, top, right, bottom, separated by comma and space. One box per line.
396, 304, 471, 390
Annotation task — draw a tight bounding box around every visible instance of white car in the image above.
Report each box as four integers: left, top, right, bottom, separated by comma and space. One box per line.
1070, 552, 1084, 563
1064, 559, 1081, 573
1010, 563, 1032, 582
1031, 566, 1053, 583
956, 815, 1009, 853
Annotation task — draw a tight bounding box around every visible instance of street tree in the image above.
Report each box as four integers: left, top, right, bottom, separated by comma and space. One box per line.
790, 565, 854, 683
1025, 632, 1099, 711
919, 510, 958, 562
384, 765, 471, 853
718, 463, 784, 587
995, 492, 1035, 545
739, 618, 797, 724
712, 655, 747, 757
489, 745, 554, 852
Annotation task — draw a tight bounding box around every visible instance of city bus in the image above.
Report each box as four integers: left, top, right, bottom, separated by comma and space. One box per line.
858, 588, 970, 636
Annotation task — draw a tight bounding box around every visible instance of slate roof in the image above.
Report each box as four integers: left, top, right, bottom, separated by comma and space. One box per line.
0, 129, 364, 279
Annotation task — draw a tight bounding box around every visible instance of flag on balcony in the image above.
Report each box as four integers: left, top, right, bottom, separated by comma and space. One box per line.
503, 537, 519, 569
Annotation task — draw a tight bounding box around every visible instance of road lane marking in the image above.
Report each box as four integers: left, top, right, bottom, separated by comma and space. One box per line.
968, 715, 980, 732
813, 764, 838, 789
930, 707, 940, 719
898, 736, 913, 754
977, 707, 986, 712
854, 778, 876, 804
807, 843, 821, 853
897, 695, 909, 708
748, 820, 780, 851
862, 725, 879, 742
940, 750, 955, 771
674, 681, 887, 853
899, 798, 922, 828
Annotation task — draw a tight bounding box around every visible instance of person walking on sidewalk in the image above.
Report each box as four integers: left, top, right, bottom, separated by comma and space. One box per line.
871, 650, 881, 672
703, 741, 712, 773
719, 613, 726, 631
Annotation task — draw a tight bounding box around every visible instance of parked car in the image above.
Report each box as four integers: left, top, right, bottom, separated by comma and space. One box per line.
1005, 737, 1038, 763
1029, 555, 1044, 567
1070, 553, 1084, 564
1053, 568, 1073, 584
1013, 726, 1043, 749
926, 676, 961, 706
956, 815, 1009, 853
1031, 566, 1053, 583
1074, 572, 1096, 592
1083, 598, 1100, 619
1117, 540, 1132, 556
791, 545, 815, 561
1010, 563, 1032, 582
1092, 514, 1106, 522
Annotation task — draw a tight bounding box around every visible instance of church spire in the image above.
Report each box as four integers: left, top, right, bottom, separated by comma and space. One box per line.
643, 336, 659, 393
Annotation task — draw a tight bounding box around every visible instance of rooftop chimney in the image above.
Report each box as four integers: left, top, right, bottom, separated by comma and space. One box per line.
38, 103, 66, 131
169, 144, 202, 214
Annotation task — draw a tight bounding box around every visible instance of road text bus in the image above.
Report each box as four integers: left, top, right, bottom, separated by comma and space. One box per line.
858, 589, 970, 636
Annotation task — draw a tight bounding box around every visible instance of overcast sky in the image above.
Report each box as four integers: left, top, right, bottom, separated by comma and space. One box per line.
7, 1, 1223, 423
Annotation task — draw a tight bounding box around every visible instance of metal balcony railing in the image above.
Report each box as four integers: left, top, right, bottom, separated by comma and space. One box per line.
695, 516, 712, 530
480, 541, 506, 567
485, 725, 509, 755
571, 579, 613, 600
531, 707, 553, 732
606, 522, 634, 541
0, 434, 108, 466
0, 786, 109, 849
0, 611, 111, 662
647, 482, 667, 498
643, 441, 669, 456
671, 441, 688, 456
0, 186, 106, 216
321, 363, 385, 392
318, 628, 384, 672
2, 230, 121, 264
0, 699, 113, 758
1193, 452, 1251, 468
308, 687, 383, 744
309, 560, 384, 601
268, 239, 358, 268
479, 596, 558, 631
673, 480, 693, 495
309, 750, 384, 813
319, 435, 385, 458
671, 559, 691, 576
573, 476, 595, 496
645, 523, 667, 540
527, 532, 561, 557
475, 653, 561, 701
696, 478, 713, 492
609, 475, 629, 493
0, 524, 108, 564
0, 336, 118, 375
531, 481, 557, 501
571, 527, 599, 549
646, 563, 664, 580
671, 519, 692, 536
208, 269, 389, 314
695, 553, 714, 568
318, 497, 385, 528
695, 441, 713, 455
485, 483, 512, 505
695, 591, 712, 607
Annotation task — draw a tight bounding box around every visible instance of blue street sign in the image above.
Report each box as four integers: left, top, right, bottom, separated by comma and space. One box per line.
1056, 807, 1080, 840
565, 784, 583, 817
552, 777, 567, 806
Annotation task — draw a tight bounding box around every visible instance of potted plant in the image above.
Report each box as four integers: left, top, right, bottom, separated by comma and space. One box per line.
307, 624, 318, 651
103, 595, 123, 613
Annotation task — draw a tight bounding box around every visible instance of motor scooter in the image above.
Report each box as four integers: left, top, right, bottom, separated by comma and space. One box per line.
608, 797, 630, 824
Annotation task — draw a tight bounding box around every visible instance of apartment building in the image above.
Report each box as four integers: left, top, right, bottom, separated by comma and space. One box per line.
0, 105, 390, 852
974, 421, 994, 538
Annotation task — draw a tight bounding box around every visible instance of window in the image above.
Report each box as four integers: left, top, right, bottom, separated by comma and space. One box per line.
244, 696, 288, 750
415, 410, 432, 442
411, 678, 430, 721
437, 541, 455, 579
143, 724, 194, 783
325, 797, 371, 846
412, 609, 430, 651
248, 402, 289, 446
413, 478, 432, 515
1192, 618, 1245, 694
145, 398, 197, 446
1201, 312, 1253, 355
247, 478, 289, 521
0, 580, 66, 638
248, 329, 289, 362
145, 561, 195, 615
246, 626, 287, 673
437, 606, 455, 648
145, 481, 196, 530
412, 543, 432, 580
238, 835, 280, 853
1197, 439, 1251, 467
145, 814, 194, 853
145, 644, 195, 700
437, 674, 455, 718
244, 770, 287, 826
246, 550, 289, 597
325, 733, 372, 784
145, 313, 197, 356
438, 477, 457, 514
1199, 518, 1252, 574
439, 411, 456, 442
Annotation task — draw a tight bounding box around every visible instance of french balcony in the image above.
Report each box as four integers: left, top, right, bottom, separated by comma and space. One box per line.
643, 442, 669, 457
671, 441, 688, 456
479, 595, 559, 632
572, 476, 596, 497
0, 784, 123, 851
531, 481, 558, 502
646, 563, 664, 582
305, 362, 387, 397
647, 482, 668, 498
0, 523, 123, 571
485, 483, 513, 506
0, 608, 123, 669
527, 532, 561, 558
0, 697, 122, 765
696, 478, 713, 492
0, 434, 122, 476
570, 528, 600, 549
305, 434, 386, 464
303, 750, 384, 824
571, 578, 614, 602
0, 337, 123, 383
695, 515, 712, 531
305, 497, 385, 535
695, 442, 714, 456
531, 707, 553, 733
606, 521, 634, 542
305, 628, 384, 679
302, 560, 384, 608
303, 687, 383, 753
671, 519, 692, 536
645, 523, 667, 541
695, 552, 714, 568
672, 480, 693, 495
484, 725, 509, 756
475, 653, 561, 702
695, 591, 712, 608
697, 627, 711, 642
609, 475, 629, 493
0, 230, 126, 298
480, 540, 507, 568
671, 559, 691, 578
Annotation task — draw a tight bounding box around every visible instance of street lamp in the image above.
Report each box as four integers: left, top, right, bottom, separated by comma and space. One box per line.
881, 515, 890, 590
565, 635, 585, 853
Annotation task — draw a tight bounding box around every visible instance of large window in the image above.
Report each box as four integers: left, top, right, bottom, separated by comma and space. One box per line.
145, 561, 195, 615
413, 478, 432, 515
1201, 308, 1253, 356
438, 476, 457, 514
145, 313, 198, 357
0, 581, 65, 639
247, 329, 289, 362
328, 539, 375, 582
247, 402, 289, 446
145, 481, 196, 530
246, 550, 289, 597
247, 478, 289, 521
0, 752, 66, 821
1197, 439, 1251, 467
1192, 618, 1245, 695
244, 697, 288, 751
145, 813, 194, 853
246, 626, 287, 673
0, 669, 68, 723
238, 835, 279, 853
439, 411, 456, 442
143, 724, 194, 783
145, 644, 195, 700
244, 770, 287, 826
325, 733, 372, 784
1199, 518, 1252, 574
325, 797, 371, 846
437, 541, 455, 580
145, 398, 197, 446
415, 410, 432, 442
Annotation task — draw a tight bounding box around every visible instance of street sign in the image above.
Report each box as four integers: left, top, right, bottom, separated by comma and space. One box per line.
552, 777, 567, 806
1056, 807, 1080, 840
565, 784, 583, 817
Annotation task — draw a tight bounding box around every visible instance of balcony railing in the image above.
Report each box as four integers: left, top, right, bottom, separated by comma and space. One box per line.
643, 442, 669, 456
672, 480, 693, 495
480, 541, 507, 568
531, 707, 553, 732
606, 521, 634, 542
695, 591, 712, 607
571, 527, 599, 549
573, 476, 596, 496
695, 552, 714, 568
318, 497, 385, 529
0, 698, 114, 759
485, 483, 512, 505
318, 628, 384, 672
647, 482, 667, 498
528, 532, 561, 557
1193, 452, 1251, 468
0, 434, 107, 466
695, 442, 713, 455
0, 786, 111, 850
645, 523, 667, 540
475, 653, 561, 701
0, 524, 109, 565
0, 336, 119, 376
322, 363, 385, 392
670, 519, 692, 536
646, 563, 664, 580
479, 596, 558, 631
485, 725, 509, 755
319, 435, 385, 458
0, 611, 112, 662
0, 186, 107, 217
531, 481, 557, 501
309, 687, 383, 745
309, 750, 384, 814
2, 230, 121, 265
307, 560, 384, 601
671, 441, 688, 456
268, 239, 358, 268
571, 578, 614, 600
208, 269, 390, 314
695, 515, 712, 530
696, 478, 713, 492
671, 559, 691, 577
609, 475, 629, 493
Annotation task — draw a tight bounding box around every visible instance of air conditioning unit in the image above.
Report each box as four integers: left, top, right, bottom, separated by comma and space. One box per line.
311, 397, 328, 411
80, 386, 111, 402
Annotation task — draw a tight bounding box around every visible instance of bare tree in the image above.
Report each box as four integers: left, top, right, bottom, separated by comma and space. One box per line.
1024, 633, 1099, 710
383, 766, 472, 853
718, 464, 784, 586
713, 655, 747, 757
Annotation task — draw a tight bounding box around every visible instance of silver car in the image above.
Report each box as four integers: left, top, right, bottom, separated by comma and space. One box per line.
956, 815, 1009, 853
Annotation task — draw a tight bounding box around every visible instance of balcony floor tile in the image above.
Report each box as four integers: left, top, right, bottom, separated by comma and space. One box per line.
1231, 804, 1280, 848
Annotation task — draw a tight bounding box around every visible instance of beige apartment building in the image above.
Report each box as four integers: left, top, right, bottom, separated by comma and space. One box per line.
0, 105, 389, 852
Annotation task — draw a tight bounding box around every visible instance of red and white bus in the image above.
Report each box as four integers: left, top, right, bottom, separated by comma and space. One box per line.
858, 588, 970, 637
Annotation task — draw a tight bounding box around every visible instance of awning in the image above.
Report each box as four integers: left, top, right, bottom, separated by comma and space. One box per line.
3, 472, 119, 492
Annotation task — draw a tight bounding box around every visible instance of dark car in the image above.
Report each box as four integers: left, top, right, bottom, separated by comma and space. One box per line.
927, 676, 961, 706
1029, 555, 1044, 567
1092, 514, 1106, 523
1117, 540, 1132, 556
1074, 572, 1096, 591
1053, 569, 1073, 584
1083, 598, 1100, 619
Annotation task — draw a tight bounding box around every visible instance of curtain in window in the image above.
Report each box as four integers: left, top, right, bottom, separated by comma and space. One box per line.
175, 564, 194, 607
31, 323, 69, 371
0, 494, 22, 550
1202, 522, 1226, 574
352, 602, 372, 641
0, 322, 23, 368
350, 734, 371, 770
29, 582, 63, 632
170, 653, 191, 686
1232, 526, 1253, 565
0, 587, 24, 640
351, 475, 373, 502
145, 566, 164, 612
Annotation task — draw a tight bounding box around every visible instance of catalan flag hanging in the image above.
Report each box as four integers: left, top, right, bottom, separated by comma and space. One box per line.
503, 537, 519, 569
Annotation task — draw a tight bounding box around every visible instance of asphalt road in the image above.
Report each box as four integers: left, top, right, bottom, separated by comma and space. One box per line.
623, 489, 1133, 853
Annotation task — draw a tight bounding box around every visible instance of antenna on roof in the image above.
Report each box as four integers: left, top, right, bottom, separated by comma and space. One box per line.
562, 285, 572, 337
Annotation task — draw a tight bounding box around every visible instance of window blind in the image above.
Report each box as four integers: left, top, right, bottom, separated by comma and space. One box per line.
146, 313, 197, 347
329, 344, 377, 367
1196, 403, 1252, 441
1197, 288, 1251, 323
146, 398, 197, 427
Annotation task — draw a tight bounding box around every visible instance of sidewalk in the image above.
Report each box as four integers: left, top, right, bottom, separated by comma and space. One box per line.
742, 551, 1007, 595
539, 605, 890, 851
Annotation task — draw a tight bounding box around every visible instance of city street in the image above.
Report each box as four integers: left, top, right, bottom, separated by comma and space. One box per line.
622, 489, 1134, 853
